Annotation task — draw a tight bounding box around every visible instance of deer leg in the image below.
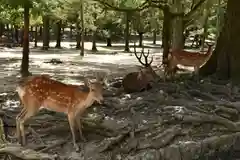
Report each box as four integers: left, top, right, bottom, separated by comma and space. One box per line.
194, 66, 200, 82
68, 113, 80, 151
16, 107, 27, 144
75, 114, 86, 142
18, 108, 38, 146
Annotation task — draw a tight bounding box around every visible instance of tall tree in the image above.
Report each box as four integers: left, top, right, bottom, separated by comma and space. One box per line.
80, 0, 84, 56
21, 2, 30, 76
200, 0, 240, 82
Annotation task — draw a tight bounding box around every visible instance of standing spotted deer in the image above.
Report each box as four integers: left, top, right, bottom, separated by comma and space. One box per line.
164, 43, 214, 80
122, 43, 159, 93
16, 74, 105, 151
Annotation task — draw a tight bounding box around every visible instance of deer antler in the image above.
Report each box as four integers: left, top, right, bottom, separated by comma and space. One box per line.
134, 42, 153, 67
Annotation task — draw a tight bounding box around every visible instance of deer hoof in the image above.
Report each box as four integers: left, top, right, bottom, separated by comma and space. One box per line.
74, 143, 80, 152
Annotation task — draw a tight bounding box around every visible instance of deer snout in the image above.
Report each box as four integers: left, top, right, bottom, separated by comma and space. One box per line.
96, 96, 104, 105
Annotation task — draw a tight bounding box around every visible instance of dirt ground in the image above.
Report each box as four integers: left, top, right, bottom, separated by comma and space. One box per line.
1, 41, 240, 160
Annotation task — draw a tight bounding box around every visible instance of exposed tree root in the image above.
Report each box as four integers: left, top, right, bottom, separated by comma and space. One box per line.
173, 112, 240, 131
137, 125, 183, 150
0, 144, 58, 160
97, 129, 131, 153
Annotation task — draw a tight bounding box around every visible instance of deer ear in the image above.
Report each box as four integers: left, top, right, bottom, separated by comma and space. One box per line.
84, 78, 91, 87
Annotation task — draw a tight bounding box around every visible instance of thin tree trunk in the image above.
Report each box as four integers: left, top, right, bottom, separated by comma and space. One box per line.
80, 0, 84, 56
92, 31, 97, 51
21, 4, 30, 76
34, 26, 38, 47
70, 25, 73, 40
138, 32, 143, 47
76, 20, 81, 49
55, 20, 62, 48
124, 12, 130, 52
42, 15, 50, 50
153, 30, 156, 44
107, 38, 112, 47
39, 26, 42, 38
14, 26, 19, 43
0, 23, 4, 36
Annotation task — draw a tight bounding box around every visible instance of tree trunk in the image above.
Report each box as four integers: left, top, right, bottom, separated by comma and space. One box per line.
80, 0, 84, 56
107, 38, 112, 47
76, 20, 81, 49
20, 4, 30, 76
162, 6, 171, 62
124, 12, 130, 52
0, 23, 4, 36
92, 31, 97, 52
42, 15, 50, 50
39, 26, 42, 38
172, 0, 184, 50
55, 20, 62, 48
14, 26, 19, 43
70, 25, 73, 40
138, 32, 143, 47
215, 0, 225, 41
34, 26, 38, 47
200, 9, 210, 50
153, 30, 156, 44
200, 0, 240, 82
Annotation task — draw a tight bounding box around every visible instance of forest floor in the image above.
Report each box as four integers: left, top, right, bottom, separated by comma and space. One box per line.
1, 40, 240, 160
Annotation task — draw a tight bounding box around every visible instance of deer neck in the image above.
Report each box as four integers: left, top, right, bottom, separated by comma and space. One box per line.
206, 46, 213, 56
83, 92, 95, 108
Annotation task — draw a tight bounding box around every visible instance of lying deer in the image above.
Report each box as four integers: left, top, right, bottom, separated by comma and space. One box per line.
165, 43, 214, 80
122, 43, 158, 93
16, 74, 105, 151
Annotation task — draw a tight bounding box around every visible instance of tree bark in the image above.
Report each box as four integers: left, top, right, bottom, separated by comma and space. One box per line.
162, 6, 171, 62
20, 4, 30, 76
80, 0, 84, 56
92, 31, 97, 52
39, 26, 42, 38
124, 12, 130, 52
76, 20, 81, 49
172, 0, 184, 50
138, 32, 143, 47
153, 30, 156, 44
34, 26, 38, 47
70, 25, 73, 40
14, 26, 19, 43
55, 20, 62, 48
107, 38, 112, 47
0, 23, 4, 36
200, 8, 210, 50
200, 0, 240, 82
42, 15, 50, 50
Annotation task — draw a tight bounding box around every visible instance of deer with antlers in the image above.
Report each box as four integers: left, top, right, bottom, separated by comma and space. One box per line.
164, 43, 214, 80
122, 43, 158, 93
16, 74, 105, 151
